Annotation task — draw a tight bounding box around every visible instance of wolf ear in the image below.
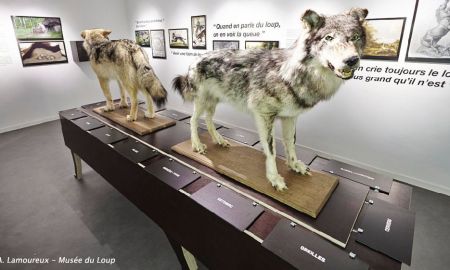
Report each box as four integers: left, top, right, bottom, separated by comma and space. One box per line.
348, 8, 368, 22
80, 31, 86, 39
301, 10, 324, 31
102, 29, 112, 37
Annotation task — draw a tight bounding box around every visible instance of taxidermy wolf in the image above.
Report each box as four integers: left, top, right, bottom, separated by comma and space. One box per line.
173, 8, 368, 191
81, 29, 167, 121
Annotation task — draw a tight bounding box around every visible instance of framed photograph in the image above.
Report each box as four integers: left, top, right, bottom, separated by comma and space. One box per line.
168, 28, 189, 49
406, 0, 450, 63
135, 30, 150, 47
213, 40, 239, 50
245, 41, 279, 50
11, 16, 64, 40
18, 41, 68, 67
191, 15, 206, 49
150, 29, 166, 59
362, 18, 406, 61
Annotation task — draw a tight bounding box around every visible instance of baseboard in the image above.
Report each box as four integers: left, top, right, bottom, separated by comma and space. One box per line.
0, 115, 59, 134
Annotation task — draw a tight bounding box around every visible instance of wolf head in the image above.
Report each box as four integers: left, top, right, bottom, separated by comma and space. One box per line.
302, 8, 368, 80
80, 28, 112, 47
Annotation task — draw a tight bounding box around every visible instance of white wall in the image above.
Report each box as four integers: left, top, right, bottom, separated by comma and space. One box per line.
125, 0, 450, 195
0, 0, 129, 133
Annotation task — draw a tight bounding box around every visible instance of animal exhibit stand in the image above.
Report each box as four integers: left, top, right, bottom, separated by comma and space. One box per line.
59, 101, 415, 270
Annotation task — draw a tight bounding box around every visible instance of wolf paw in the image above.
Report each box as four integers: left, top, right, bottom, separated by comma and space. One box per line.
218, 139, 231, 147
144, 111, 155, 119
215, 136, 231, 148
192, 141, 207, 154
290, 160, 312, 176
119, 101, 129, 108
126, 114, 137, 122
102, 104, 115, 112
268, 174, 288, 191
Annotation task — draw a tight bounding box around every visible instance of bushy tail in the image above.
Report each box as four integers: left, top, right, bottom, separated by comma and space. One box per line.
133, 48, 167, 106
172, 74, 194, 101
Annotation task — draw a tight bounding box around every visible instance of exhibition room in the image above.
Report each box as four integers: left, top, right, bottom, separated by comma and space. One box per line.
1, 0, 450, 269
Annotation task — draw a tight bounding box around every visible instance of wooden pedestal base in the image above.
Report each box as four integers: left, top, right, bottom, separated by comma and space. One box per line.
172, 133, 338, 218
93, 106, 175, 135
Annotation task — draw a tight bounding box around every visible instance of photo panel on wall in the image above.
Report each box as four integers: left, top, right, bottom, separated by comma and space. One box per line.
135, 30, 151, 47
406, 0, 450, 63
362, 18, 406, 61
150, 29, 167, 59
191, 15, 206, 49
11, 16, 64, 40
168, 28, 189, 49
18, 41, 68, 67
245, 41, 279, 50
213, 40, 239, 50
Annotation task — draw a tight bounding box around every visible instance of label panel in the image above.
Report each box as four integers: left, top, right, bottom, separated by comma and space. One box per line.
113, 139, 158, 163
356, 198, 415, 265
219, 128, 260, 146
72, 116, 104, 131
263, 219, 369, 270
191, 182, 264, 231
145, 157, 200, 189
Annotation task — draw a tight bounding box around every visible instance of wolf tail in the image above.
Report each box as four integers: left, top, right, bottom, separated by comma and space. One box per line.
172, 74, 194, 101
133, 48, 168, 106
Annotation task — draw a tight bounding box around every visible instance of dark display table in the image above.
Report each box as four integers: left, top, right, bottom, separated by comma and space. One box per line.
59, 102, 414, 270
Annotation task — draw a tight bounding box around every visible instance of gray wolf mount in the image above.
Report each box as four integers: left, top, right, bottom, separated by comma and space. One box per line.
81, 29, 167, 121
173, 8, 368, 191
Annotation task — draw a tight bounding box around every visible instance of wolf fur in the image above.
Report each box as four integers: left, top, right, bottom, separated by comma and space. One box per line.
173, 8, 368, 191
81, 28, 167, 121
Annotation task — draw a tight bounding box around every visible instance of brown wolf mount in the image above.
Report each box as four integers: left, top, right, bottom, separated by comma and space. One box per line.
81, 28, 167, 121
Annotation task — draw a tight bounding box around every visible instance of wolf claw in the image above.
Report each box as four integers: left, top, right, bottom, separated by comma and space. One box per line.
289, 160, 311, 175
145, 111, 155, 119
268, 174, 288, 191
119, 101, 128, 108
126, 114, 137, 122
102, 103, 115, 112
192, 142, 207, 154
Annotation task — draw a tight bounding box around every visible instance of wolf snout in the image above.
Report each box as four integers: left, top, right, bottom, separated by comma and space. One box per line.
344, 56, 360, 67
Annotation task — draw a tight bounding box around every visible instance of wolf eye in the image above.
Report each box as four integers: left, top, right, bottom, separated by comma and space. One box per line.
351, 34, 361, 41
325, 35, 334, 41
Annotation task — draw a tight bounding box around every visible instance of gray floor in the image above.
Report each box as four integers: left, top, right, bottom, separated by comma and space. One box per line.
0, 120, 449, 270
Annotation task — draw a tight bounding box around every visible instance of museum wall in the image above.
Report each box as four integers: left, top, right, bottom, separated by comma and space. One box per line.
0, 0, 129, 132
125, 0, 450, 195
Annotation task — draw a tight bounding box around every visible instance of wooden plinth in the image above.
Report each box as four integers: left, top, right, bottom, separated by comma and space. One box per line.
172, 133, 338, 218
93, 105, 175, 136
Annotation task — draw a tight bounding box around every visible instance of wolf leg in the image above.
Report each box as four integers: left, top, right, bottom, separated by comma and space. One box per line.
204, 100, 230, 147
281, 116, 311, 175
191, 99, 207, 154
98, 77, 115, 111
144, 91, 155, 118
117, 81, 128, 108
254, 113, 287, 191
126, 89, 138, 122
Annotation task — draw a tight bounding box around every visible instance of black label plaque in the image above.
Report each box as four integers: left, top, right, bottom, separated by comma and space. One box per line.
72, 116, 105, 131
219, 128, 260, 146
191, 182, 264, 231
59, 109, 86, 120
356, 198, 415, 265
144, 157, 200, 189
90, 126, 128, 144
184, 118, 222, 130
263, 219, 369, 270
158, 109, 190, 121
321, 160, 393, 193
112, 139, 158, 163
